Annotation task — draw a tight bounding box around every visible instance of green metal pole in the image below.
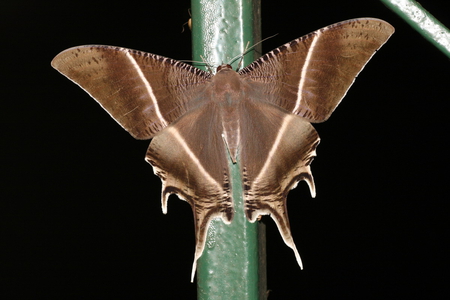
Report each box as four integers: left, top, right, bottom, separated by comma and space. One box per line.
190, 0, 266, 299
381, 0, 450, 58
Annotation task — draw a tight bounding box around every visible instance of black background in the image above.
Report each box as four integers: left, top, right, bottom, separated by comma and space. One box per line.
2, 0, 449, 299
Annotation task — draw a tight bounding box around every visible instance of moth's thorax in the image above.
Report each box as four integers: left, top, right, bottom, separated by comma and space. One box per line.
211, 66, 243, 102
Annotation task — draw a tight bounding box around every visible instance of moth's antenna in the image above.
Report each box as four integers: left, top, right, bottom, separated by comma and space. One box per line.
235, 41, 251, 71
179, 59, 209, 67
228, 34, 279, 70
179, 59, 217, 75
181, 56, 216, 73
199, 55, 215, 73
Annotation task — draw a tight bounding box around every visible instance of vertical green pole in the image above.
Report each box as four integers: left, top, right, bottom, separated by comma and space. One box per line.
190, 0, 266, 299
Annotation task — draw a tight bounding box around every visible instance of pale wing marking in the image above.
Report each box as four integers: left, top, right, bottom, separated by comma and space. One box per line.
293, 31, 321, 114
125, 51, 169, 127
253, 114, 291, 185
166, 126, 223, 191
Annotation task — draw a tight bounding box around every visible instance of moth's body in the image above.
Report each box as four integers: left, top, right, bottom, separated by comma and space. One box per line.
208, 65, 244, 161
51, 18, 394, 281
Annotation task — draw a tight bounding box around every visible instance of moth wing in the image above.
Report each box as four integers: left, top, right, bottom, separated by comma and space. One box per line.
145, 101, 232, 281
52, 45, 211, 139
239, 94, 320, 268
239, 18, 394, 122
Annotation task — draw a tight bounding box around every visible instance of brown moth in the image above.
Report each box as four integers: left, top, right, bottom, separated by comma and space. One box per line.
52, 18, 394, 279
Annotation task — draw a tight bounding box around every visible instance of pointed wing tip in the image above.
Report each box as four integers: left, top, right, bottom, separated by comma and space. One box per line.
51, 47, 77, 71
290, 241, 304, 270
50, 58, 57, 69
294, 248, 304, 270
51, 54, 66, 73
190, 259, 197, 283
310, 181, 316, 198
269, 213, 305, 270
304, 173, 316, 198
161, 192, 170, 214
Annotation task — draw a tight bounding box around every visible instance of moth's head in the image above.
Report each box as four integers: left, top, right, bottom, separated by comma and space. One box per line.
216, 64, 233, 73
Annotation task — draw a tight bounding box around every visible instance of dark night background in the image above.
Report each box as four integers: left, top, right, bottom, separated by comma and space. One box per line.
2, 0, 449, 299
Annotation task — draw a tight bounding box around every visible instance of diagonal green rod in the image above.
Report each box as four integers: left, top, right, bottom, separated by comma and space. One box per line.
190, 0, 266, 299
381, 0, 450, 58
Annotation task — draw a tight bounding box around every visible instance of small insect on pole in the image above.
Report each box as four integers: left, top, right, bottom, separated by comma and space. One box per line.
190, 0, 267, 299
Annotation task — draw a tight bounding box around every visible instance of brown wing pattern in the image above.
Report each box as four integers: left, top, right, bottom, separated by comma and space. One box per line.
145, 102, 233, 280
238, 93, 320, 268
240, 18, 394, 122
52, 45, 211, 139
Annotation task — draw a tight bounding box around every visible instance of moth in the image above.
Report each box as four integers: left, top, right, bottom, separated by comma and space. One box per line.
52, 18, 394, 278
